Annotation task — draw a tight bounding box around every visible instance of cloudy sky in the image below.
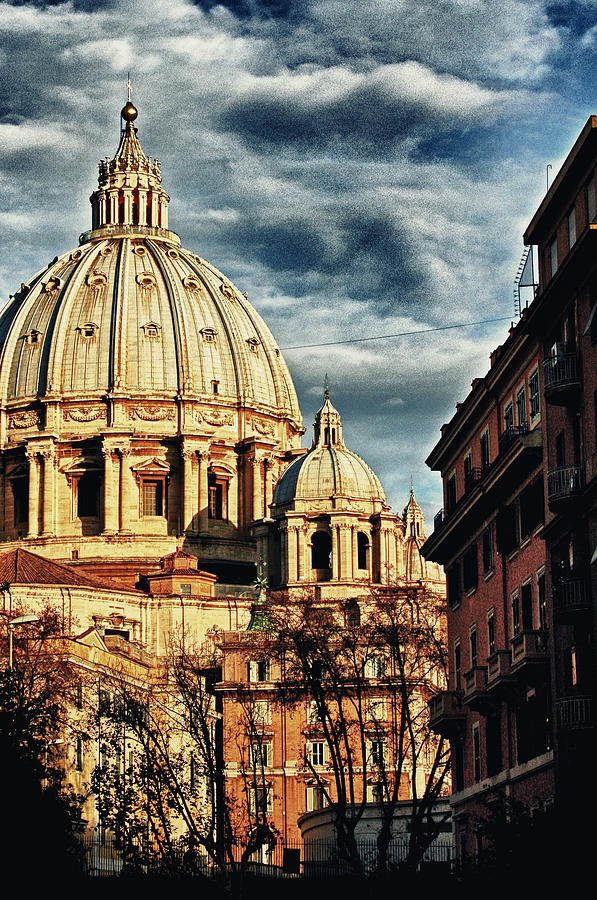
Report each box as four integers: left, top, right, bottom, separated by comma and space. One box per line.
1, 0, 596, 525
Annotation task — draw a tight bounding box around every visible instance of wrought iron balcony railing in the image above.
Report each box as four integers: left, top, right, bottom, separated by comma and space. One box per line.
543, 353, 580, 396
547, 465, 584, 504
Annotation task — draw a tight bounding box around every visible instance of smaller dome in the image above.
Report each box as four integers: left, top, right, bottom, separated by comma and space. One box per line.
273, 390, 387, 509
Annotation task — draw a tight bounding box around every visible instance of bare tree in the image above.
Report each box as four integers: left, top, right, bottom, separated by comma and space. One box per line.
267, 584, 450, 875
92, 635, 277, 889
0, 600, 86, 873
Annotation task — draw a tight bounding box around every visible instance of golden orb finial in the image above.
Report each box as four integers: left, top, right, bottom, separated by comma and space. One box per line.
121, 100, 138, 122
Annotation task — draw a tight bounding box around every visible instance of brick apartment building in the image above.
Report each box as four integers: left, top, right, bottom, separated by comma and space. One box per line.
423, 115, 597, 862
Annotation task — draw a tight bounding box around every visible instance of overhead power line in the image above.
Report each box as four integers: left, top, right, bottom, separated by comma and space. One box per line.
280, 315, 513, 351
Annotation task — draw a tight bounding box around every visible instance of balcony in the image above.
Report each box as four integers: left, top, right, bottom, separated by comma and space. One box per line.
553, 577, 590, 621
543, 353, 580, 404
486, 650, 518, 698
463, 666, 494, 713
556, 696, 593, 730
547, 465, 584, 509
498, 421, 529, 456
510, 630, 549, 682
429, 690, 466, 737
464, 467, 482, 494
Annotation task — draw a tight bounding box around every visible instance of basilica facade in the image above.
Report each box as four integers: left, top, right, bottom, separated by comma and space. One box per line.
1, 99, 445, 855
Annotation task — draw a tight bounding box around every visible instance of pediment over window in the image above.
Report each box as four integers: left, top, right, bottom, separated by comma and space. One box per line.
131, 457, 171, 481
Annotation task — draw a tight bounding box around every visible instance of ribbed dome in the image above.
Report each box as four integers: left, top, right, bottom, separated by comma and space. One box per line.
273, 389, 386, 510
0, 238, 300, 415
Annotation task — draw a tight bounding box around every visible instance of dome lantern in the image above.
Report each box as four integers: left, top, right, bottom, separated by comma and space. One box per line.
87, 93, 172, 239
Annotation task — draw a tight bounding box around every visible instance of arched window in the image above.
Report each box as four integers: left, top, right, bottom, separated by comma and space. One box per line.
324, 427, 330, 445
311, 531, 332, 569
357, 532, 369, 570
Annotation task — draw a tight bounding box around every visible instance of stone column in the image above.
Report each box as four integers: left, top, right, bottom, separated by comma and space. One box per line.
182, 447, 194, 534
198, 451, 209, 533
379, 527, 389, 584
150, 193, 159, 228
279, 524, 288, 587
108, 190, 118, 225
331, 525, 340, 581
264, 457, 274, 518
98, 192, 107, 227
118, 448, 132, 533
350, 527, 358, 579
287, 525, 299, 583
251, 456, 262, 523
122, 189, 133, 225
103, 448, 117, 534
339, 524, 352, 582
138, 190, 147, 226
26, 450, 39, 538
41, 447, 56, 536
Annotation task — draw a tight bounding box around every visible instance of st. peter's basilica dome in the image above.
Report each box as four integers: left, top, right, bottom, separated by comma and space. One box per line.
0, 102, 303, 586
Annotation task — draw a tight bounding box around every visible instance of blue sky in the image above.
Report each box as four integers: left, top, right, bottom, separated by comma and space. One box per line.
1, 0, 597, 525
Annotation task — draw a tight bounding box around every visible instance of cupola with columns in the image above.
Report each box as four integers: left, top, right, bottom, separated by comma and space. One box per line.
252, 387, 443, 600
88, 94, 172, 237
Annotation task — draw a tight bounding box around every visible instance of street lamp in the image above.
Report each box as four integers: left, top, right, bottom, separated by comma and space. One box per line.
8, 613, 39, 669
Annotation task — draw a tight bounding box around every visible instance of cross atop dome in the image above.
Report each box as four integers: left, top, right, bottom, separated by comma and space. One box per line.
312, 380, 344, 449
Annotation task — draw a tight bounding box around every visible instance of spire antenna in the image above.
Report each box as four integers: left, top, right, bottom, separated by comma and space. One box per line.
127, 72, 132, 102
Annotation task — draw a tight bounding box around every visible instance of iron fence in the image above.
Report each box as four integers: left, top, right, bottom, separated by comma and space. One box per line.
78, 832, 453, 878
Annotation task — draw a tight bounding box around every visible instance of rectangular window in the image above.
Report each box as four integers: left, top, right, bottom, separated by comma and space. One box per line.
463, 451, 472, 482
208, 479, 224, 519
473, 723, 481, 783
570, 645, 578, 687
250, 741, 271, 768
512, 592, 521, 637
537, 572, 547, 631
482, 526, 494, 573
367, 698, 386, 722
480, 430, 490, 471
309, 741, 326, 767
368, 740, 387, 767
520, 476, 544, 538
529, 370, 540, 419
179, 583, 191, 595
454, 640, 462, 691
462, 544, 478, 593
142, 480, 163, 516
587, 175, 596, 223
503, 401, 514, 433
307, 700, 322, 724
248, 660, 271, 682
568, 208, 577, 248
446, 473, 457, 512
253, 701, 272, 726
516, 387, 527, 428
487, 609, 496, 657
447, 562, 461, 608
521, 581, 533, 631
306, 784, 326, 812
470, 625, 478, 668
366, 655, 386, 678
75, 736, 83, 772
550, 237, 558, 276
496, 503, 518, 556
